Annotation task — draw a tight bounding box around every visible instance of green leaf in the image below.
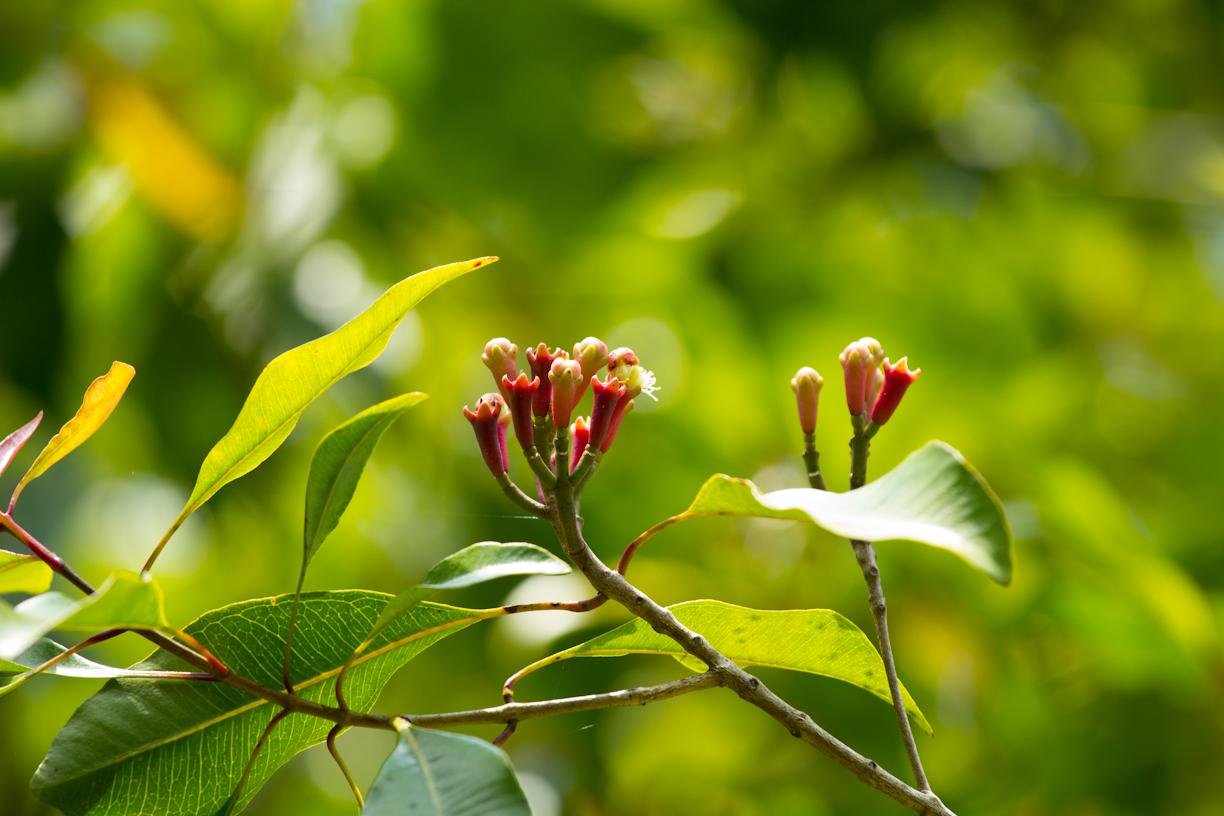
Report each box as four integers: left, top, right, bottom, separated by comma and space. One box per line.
0, 411, 42, 480
151, 256, 497, 566
363, 724, 531, 816
364, 541, 571, 650
531, 599, 931, 735
0, 549, 53, 594
303, 393, 427, 572
32, 592, 491, 816
0, 638, 185, 699
0, 572, 169, 660
678, 441, 1012, 583
12, 362, 135, 508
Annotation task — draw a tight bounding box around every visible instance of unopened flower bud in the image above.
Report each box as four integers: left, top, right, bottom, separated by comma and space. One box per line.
602, 398, 634, 452
839, 340, 876, 417
527, 344, 564, 419
573, 337, 610, 380
790, 367, 823, 435
607, 347, 639, 377
864, 366, 884, 419
548, 358, 584, 429
870, 357, 921, 425
858, 337, 885, 368
463, 393, 508, 475
482, 339, 519, 397
570, 417, 591, 472
588, 375, 627, 451
501, 373, 539, 450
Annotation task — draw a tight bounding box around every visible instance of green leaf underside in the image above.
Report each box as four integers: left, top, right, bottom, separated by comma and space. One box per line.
685, 442, 1013, 584
0, 638, 158, 698
363, 726, 531, 816
541, 600, 931, 735
32, 592, 485, 816
364, 542, 571, 648
303, 392, 428, 570
0, 549, 54, 594
0, 572, 168, 660
166, 256, 496, 537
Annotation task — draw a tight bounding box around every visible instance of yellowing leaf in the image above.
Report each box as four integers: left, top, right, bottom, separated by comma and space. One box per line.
10, 363, 135, 509
0, 551, 53, 594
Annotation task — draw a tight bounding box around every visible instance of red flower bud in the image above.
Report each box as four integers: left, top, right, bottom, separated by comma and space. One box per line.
570, 417, 591, 472
587, 375, 627, 452
548, 358, 584, 429
527, 343, 564, 419
790, 367, 823, 435
501, 373, 539, 450
839, 340, 876, 417
463, 393, 508, 475
601, 397, 634, 452
607, 347, 639, 375
482, 338, 519, 402
574, 337, 610, 380
870, 357, 921, 425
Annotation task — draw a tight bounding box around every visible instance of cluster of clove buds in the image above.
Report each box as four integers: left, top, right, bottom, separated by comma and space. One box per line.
791, 337, 921, 438
464, 336, 657, 481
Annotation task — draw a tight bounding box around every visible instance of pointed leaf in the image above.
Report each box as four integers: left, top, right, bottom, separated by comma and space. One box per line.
364, 541, 571, 649
0, 572, 168, 660
0, 638, 188, 698
0, 411, 42, 479
532, 599, 931, 735
678, 442, 1012, 583
363, 724, 531, 816
0, 549, 53, 594
32, 592, 490, 816
11, 363, 134, 507
303, 393, 427, 570
154, 256, 497, 562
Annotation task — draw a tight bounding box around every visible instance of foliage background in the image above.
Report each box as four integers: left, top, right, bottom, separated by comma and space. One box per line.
2, 1, 1223, 814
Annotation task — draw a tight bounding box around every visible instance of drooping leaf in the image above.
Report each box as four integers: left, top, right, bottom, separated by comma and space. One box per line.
363, 541, 571, 650
149, 256, 497, 568
32, 592, 492, 816
302, 393, 427, 572
363, 724, 531, 816
0, 549, 53, 594
0, 411, 42, 480
675, 441, 1012, 583
10, 363, 134, 508
0, 638, 197, 698
0, 572, 169, 660
529, 599, 931, 735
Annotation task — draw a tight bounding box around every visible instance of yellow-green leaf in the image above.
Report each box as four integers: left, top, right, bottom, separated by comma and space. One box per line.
10, 363, 134, 508
147, 256, 497, 571
0, 550, 53, 594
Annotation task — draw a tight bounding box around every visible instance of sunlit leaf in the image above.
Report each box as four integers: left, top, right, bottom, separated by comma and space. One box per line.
529, 599, 931, 735
364, 541, 571, 650
0, 572, 168, 660
0, 412, 42, 480
363, 724, 531, 816
32, 592, 491, 815
0, 638, 194, 699
675, 442, 1012, 583
149, 256, 497, 570
10, 363, 134, 508
0, 550, 53, 594
303, 393, 427, 572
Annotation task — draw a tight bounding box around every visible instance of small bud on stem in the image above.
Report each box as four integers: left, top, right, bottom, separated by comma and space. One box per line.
463, 394, 509, 475
790, 367, 823, 435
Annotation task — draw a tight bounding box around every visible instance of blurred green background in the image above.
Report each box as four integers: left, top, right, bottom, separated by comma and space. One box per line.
2, 0, 1223, 814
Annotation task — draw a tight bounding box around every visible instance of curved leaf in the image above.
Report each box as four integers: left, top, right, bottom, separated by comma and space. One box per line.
151, 256, 497, 566
363, 724, 531, 816
32, 592, 491, 816
0, 572, 168, 660
364, 541, 571, 650
0, 411, 42, 480
0, 549, 53, 594
678, 441, 1012, 583
0, 638, 192, 699
303, 393, 427, 571
11, 363, 134, 508
530, 599, 931, 735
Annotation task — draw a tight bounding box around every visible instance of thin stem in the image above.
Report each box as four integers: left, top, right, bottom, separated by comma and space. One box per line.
802, 431, 826, 490
571, 449, 600, 491
549, 464, 953, 816
0, 512, 94, 595
849, 426, 930, 792
220, 708, 292, 815
494, 472, 549, 515
327, 724, 365, 812
523, 447, 557, 489
282, 572, 306, 693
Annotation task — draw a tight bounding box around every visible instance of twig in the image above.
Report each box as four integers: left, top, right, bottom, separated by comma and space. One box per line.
326, 724, 365, 811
